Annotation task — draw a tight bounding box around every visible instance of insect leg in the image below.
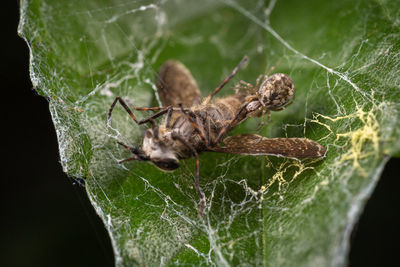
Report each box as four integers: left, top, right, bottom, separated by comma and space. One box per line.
178, 104, 209, 147
266, 58, 281, 76
171, 133, 205, 217
211, 103, 249, 146
240, 80, 253, 89
194, 152, 204, 217
203, 56, 248, 104
108, 97, 188, 126
130, 107, 163, 111
206, 114, 212, 146
136, 108, 171, 124
256, 110, 271, 131
108, 97, 140, 125
239, 80, 256, 94
255, 74, 263, 89
123, 98, 164, 111
271, 97, 294, 111
165, 107, 174, 128
138, 106, 192, 124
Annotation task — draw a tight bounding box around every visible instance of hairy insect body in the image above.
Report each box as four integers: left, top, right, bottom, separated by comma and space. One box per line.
141, 75, 295, 167
108, 56, 326, 216
189, 94, 247, 146
144, 93, 248, 162
258, 73, 294, 110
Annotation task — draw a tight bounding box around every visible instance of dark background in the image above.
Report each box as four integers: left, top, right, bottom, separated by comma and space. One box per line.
2, 2, 398, 267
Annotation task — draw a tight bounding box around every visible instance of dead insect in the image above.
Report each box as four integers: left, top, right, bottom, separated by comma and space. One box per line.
108, 56, 326, 216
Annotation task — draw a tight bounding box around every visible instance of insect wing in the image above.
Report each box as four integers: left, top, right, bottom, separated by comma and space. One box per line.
209, 134, 326, 159
157, 60, 201, 107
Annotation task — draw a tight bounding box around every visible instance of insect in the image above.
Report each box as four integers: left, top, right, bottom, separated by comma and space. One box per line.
108, 56, 326, 216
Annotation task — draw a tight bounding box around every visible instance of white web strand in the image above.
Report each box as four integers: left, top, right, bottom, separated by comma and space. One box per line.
24, 0, 397, 266
222, 0, 373, 103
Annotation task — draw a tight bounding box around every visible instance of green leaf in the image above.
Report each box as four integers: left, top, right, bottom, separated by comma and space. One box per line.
19, 0, 400, 266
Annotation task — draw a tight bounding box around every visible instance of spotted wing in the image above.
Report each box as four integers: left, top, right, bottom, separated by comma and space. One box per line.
157, 60, 201, 107
209, 134, 326, 159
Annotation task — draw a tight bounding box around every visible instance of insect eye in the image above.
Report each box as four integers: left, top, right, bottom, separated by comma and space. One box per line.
145, 129, 153, 138
153, 159, 180, 171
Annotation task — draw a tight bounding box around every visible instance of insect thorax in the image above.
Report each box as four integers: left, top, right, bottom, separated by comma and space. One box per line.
160, 93, 246, 154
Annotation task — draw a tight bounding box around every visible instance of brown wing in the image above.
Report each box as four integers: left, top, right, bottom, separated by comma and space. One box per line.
157, 60, 201, 107
208, 134, 326, 159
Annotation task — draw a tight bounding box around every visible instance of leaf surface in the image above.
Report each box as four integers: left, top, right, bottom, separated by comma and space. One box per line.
19, 0, 400, 266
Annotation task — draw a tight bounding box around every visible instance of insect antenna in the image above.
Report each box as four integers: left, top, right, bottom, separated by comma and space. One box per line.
117, 141, 149, 162
147, 119, 160, 140
203, 56, 248, 104
118, 157, 140, 164
171, 133, 205, 217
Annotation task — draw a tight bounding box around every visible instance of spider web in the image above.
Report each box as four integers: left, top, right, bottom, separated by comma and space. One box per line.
19, 0, 400, 266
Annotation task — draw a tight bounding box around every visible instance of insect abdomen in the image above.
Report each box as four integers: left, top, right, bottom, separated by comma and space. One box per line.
165, 94, 246, 154
193, 94, 245, 138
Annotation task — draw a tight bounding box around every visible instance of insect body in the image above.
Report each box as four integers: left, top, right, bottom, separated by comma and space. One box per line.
108, 56, 326, 216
